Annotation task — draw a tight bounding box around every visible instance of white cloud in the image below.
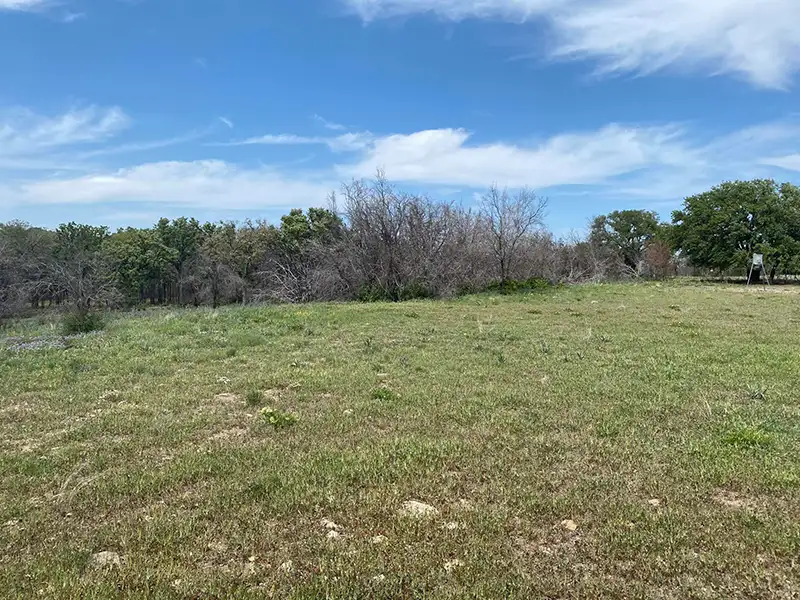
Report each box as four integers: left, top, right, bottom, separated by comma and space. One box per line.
344, 0, 800, 88
0, 0, 46, 10
761, 154, 800, 172
1, 160, 336, 209
338, 125, 692, 188
313, 114, 347, 131
2, 101, 797, 213
233, 131, 374, 152
0, 106, 129, 157
219, 117, 234, 129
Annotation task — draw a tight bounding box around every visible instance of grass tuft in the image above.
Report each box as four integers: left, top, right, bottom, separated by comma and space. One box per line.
61, 311, 105, 335
245, 389, 264, 406
720, 425, 774, 449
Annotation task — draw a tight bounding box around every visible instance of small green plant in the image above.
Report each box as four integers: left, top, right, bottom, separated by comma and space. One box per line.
245, 389, 264, 406
225, 348, 238, 358
61, 310, 105, 335
260, 407, 297, 430
720, 425, 773, 449
492, 349, 506, 365
371, 387, 398, 401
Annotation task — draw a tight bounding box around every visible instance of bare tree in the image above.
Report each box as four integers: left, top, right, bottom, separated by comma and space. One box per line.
480, 185, 548, 286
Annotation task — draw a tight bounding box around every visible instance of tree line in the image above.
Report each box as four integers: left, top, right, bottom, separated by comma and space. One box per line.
2, 176, 799, 322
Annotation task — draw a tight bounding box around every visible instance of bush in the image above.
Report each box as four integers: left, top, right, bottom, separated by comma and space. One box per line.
486, 277, 551, 294
62, 310, 105, 335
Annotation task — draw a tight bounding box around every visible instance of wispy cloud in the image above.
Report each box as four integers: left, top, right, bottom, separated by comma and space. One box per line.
0, 161, 336, 209
227, 131, 374, 152
761, 154, 800, 172
343, 0, 800, 89
313, 114, 347, 131
219, 117, 234, 129
61, 11, 84, 23
0, 0, 47, 11
0, 106, 129, 169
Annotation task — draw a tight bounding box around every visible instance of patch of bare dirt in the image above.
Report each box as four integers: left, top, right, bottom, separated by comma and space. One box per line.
713, 490, 763, 512
213, 393, 241, 405
210, 427, 248, 443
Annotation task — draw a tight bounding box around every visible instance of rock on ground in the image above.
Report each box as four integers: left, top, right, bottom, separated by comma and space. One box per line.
89, 551, 122, 569
444, 559, 465, 573
398, 500, 439, 519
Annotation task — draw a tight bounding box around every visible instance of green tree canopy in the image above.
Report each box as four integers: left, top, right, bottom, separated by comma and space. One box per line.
672, 179, 800, 278
589, 210, 661, 269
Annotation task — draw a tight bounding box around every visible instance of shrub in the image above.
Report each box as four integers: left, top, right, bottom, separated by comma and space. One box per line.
486, 277, 551, 294
61, 310, 105, 335
357, 282, 436, 302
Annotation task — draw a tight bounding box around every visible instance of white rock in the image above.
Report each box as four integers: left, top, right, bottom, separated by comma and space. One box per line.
343, 409, 354, 416
443, 521, 460, 531
398, 500, 439, 519
326, 530, 342, 540
444, 559, 464, 573
89, 551, 121, 569
320, 518, 341, 531
561, 519, 578, 532
648, 498, 662, 507
279, 560, 294, 574
372, 574, 387, 583
371, 535, 388, 544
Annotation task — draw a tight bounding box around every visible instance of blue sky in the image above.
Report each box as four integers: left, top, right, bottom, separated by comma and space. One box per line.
1, 0, 799, 234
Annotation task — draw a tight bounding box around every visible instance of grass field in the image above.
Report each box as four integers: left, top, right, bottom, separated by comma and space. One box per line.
1, 282, 799, 599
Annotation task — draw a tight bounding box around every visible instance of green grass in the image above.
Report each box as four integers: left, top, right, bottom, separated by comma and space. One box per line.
1, 282, 799, 598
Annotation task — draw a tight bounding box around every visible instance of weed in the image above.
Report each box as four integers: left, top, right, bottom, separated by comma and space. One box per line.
245, 389, 264, 406
492, 350, 506, 365
720, 425, 773, 449
747, 386, 767, 402
371, 387, 398, 401
260, 407, 297, 430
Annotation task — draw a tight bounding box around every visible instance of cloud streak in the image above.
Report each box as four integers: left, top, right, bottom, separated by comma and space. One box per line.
228, 131, 374, 152
344, 0, 800, 89
1, 161, 336, 210
0, 0, 46, 10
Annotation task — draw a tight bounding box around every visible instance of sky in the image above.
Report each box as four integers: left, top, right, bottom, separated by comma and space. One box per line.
1, 0, 799, 235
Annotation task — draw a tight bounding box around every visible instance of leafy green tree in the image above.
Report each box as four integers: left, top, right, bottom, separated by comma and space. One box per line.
105, 228, 177, 304
155, 217, 204, 303
195, 222, 244, 308
590, 210, 661, 271
672, 180, 800, 281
